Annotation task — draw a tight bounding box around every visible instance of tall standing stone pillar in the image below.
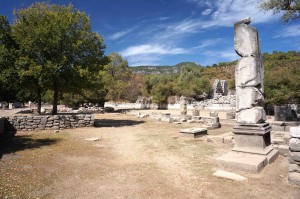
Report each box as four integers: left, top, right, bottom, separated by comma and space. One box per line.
216, 17, 278, 172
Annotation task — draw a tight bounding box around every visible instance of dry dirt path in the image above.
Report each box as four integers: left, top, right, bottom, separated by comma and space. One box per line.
0, 113, 299, 198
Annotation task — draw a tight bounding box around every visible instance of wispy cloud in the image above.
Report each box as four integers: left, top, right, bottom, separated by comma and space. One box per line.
118, 0, 276, 65
200, 49, 239, 65
158, 16, 170, 21
121, 44, 189, 57
202, 9, 212, 15
108, 28, 134, 40
273, 25, 300, 38
121, 44, 190, 66
194, 38, 224, 49
186, 0, 276, 27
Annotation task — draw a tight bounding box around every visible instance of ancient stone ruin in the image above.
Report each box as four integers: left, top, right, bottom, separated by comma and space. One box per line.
216, 17, 278, 172
180, 96, 187, 115
212, 79, 228, 99
288, 126, 300, 185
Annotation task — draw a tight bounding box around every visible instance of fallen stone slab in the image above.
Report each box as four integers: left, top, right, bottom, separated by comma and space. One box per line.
213, 170, 248, 182
179, 127, 207, 138
273, 145, 290, 156
289, 138, 300, 152
290, 126, 300, 138
288, 172, 300, 186
84, 137, 100, 141
206, 132, 234, 145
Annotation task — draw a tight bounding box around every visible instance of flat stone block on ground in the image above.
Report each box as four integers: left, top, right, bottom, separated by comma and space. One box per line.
274, 145, 290, 156
290, 126, 300, 138
84, 137, 100, 141
289, 164, 300, 173
289, 138, 300, 152
216, 151, 276, 173
288, 172, 300, 186
179, 127, 207, 138
213, 170, 248, 182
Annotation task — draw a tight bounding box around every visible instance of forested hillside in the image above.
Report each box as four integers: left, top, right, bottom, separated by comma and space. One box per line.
128, 51, 300, 105
130, 62, 201, 74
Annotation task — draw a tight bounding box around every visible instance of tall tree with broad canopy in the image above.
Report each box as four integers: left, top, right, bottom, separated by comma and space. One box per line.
0, 15, 19, 103
102, 53, 132, 102
259, 0, 300, 23
12, 3, 106, 114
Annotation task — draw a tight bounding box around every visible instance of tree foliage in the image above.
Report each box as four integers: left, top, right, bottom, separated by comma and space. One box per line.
12, 2, 106, 113
102, 53, 142, 102
0, 15, 19, 103
259, 0, 300, 23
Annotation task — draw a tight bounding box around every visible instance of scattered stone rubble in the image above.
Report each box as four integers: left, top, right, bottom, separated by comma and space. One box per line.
288, 126, 300, 186
194, 95, 236, 107
270, 121, 299, 156
59, 106, 104, 114
130, 111, 221, 129
3, 114, 94, 131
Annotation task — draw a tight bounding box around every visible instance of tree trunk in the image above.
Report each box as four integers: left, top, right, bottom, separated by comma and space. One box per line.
52, 85, 59, 115
37, 88, 42, 114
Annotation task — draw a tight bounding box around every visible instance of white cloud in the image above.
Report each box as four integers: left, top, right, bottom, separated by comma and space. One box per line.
200, 49, 239, 65
120, 44, 190, 66
121, 44, 189, 57
158, 16, 170, 21
202, 8, 212, 15
185, 0, 276, 28
273, 25, 300, 38
118, 0, 278, 66
109, 28, 134, 40
127, 54, 161, 66
194, 38, 224, 48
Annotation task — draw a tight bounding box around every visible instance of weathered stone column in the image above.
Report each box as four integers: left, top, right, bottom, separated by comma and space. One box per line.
216, 17, 278, 172
180, 96, 187, 115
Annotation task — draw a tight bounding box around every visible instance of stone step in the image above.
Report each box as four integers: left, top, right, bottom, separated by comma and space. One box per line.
273, 144, 290, 156
271, 131, 290, 144
213, 170, 248, 182
271, 138, 288, 145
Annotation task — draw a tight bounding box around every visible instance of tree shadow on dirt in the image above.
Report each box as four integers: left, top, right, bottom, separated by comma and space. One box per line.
94, 119, 145, 127
0, 135, 61, 160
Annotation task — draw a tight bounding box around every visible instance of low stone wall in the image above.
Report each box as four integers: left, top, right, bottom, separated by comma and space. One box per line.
289, 126, 300, 186
4, 114, 94, 131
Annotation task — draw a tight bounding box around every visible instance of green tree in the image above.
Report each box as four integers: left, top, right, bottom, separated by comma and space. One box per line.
0, 15, 19, 103
102, 53, 132, 102
259, 0, 300, 23
12, 3, 106, 114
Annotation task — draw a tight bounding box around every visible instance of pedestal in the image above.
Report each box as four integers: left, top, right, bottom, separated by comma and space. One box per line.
216, 123, 279, 172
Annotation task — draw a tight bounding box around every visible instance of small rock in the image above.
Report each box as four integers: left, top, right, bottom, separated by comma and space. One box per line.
84, 137, 100, 141
54, 130, 59, 133
213, 170, 248, 182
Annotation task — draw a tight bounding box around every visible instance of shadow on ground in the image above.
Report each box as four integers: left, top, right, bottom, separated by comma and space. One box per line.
0, 135, 61, 159
94, 119, 145, 127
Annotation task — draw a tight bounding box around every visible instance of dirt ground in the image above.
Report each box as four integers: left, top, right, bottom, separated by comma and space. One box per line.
0, 112, 299, 199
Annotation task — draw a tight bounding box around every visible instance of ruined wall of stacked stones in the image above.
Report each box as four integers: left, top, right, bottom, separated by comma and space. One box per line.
289, 126, 300, 185
4, 114, 94, 131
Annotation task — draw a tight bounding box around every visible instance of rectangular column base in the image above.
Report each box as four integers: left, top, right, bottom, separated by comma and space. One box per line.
216, 149, 279, 173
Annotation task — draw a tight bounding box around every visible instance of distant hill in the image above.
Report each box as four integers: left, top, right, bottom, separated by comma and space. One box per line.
130, 62, 202, 74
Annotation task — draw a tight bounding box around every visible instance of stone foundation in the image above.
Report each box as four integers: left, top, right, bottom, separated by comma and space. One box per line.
288, 126, 300, 186
3, 114, 94, 131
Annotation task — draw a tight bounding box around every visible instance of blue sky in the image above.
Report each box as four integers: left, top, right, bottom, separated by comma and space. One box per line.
0, 0, 299, 66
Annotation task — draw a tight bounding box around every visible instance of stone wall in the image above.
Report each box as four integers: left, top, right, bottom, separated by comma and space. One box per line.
289, 126, 300, 185
4, 114, 94, 131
